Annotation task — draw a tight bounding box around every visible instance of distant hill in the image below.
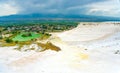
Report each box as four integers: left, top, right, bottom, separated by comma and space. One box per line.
0, 13, 120, 22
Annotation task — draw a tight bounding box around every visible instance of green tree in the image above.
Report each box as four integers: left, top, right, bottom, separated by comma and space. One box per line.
5, 38, 13, 43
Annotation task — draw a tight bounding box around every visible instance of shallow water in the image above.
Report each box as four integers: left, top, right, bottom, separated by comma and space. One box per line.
0, 63, 12, 73
0, 63, 9, 73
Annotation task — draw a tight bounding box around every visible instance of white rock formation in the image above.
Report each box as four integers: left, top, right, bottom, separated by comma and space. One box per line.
0, 22, 120, 73
20, 44, 42, 52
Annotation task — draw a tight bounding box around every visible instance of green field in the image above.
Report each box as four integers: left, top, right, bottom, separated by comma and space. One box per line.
12, 32, 42, 41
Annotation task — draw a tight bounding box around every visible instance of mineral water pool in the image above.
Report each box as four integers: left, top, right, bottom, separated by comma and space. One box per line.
0, 63, 13, 73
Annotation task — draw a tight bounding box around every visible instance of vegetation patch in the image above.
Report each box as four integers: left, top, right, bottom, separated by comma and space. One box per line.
12, 32, 42, 42
37, 42, 61, 52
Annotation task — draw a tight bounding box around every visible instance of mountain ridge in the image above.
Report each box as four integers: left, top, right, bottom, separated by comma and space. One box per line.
0, 13, 120, 22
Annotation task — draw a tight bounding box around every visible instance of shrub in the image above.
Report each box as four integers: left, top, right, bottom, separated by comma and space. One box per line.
5, 38, 13, 43
15, 41, 18, 43
22, 33, 32, 37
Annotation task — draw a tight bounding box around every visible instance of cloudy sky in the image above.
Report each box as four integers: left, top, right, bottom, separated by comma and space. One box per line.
0, 0, 120, 17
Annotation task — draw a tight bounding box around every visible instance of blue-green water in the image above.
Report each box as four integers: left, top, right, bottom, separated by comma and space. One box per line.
0, 63, 13, 73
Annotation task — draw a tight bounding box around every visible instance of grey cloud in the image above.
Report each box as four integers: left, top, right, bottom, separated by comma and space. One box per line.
0, 0, 109, 15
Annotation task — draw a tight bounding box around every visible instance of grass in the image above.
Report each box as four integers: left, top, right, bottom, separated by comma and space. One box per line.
1, 42, 16, 47
37, 42, 61, 52
12, 32, 42, 42
14, 42, 61, 52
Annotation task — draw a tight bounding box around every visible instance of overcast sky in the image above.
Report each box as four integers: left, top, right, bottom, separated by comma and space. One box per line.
0, 0, 120, 17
